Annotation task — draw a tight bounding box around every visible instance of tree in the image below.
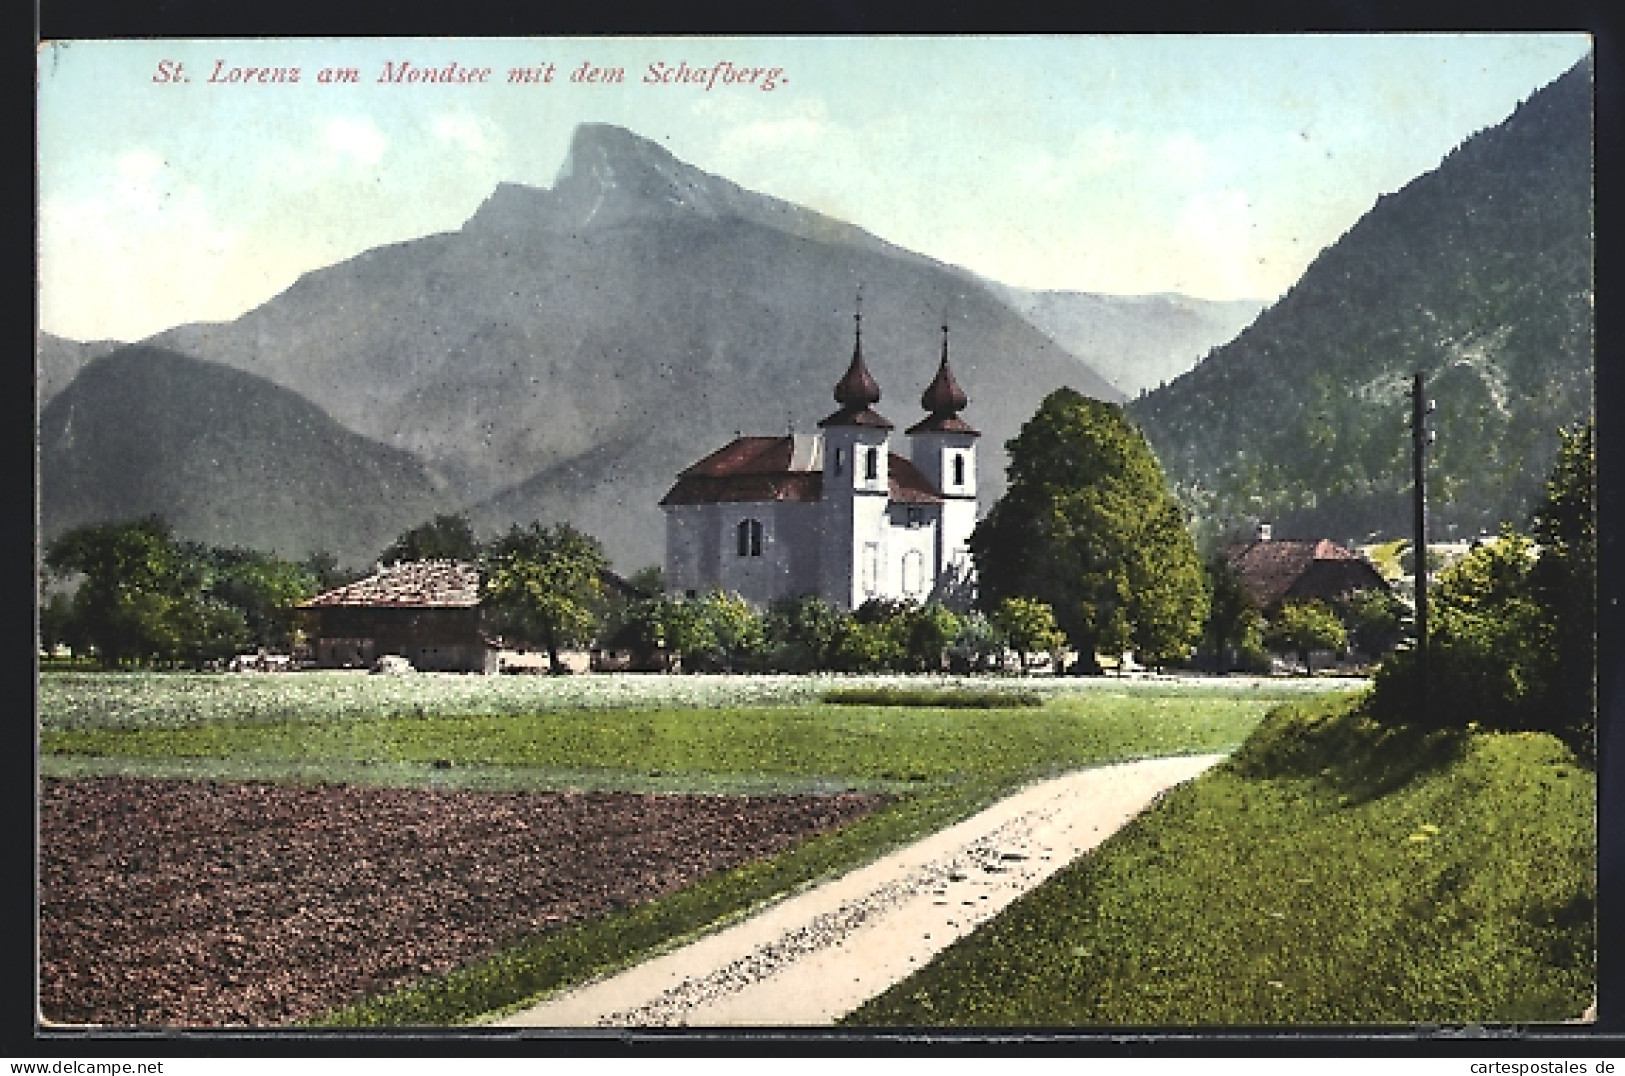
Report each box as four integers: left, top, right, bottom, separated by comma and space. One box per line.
901, 602, 963, 673
695, 590, 766, 673
763, 595, 846, 672
657, 596, 717, 673
481, 522, 608, 674
1262, 600, 1348, 674
948, 611, 1008, 672
1371, 531, 1551, 728
205, 547, 320, 650
1335, 587, 1410, 660
1201, 553, 1262, 672
380, 513, 481, 565
1528, 420, 1595, 758
990, 597, 1065, 674
44, 517, 189, 667
971, 388, 1208, 672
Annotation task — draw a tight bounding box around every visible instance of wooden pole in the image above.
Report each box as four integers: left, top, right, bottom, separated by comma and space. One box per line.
1411, 372, 1430, 718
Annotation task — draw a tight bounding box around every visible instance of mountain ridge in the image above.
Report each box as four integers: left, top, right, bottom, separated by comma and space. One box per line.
132, 122, 1126, 568
40, 346, 447, 564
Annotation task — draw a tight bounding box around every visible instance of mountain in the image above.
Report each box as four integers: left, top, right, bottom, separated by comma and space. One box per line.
144, 123, 1123, 569
983, 285, 1266, 397
1129, 57, 1593, 547
38, 332, 125, 407
40, 346, 446, 565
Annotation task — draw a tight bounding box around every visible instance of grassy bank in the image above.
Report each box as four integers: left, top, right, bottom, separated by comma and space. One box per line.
846, 696, 1595, 1026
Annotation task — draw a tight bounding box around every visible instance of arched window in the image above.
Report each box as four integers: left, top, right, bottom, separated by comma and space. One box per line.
864, 446, 879, 481
902, 550, 924, 595
736, 518, 763, 557
953, 453, 966, 487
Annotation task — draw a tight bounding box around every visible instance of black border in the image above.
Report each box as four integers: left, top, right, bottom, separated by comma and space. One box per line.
22, 0, 1624, 1058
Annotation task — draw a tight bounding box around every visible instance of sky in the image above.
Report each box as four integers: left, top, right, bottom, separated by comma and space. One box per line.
37, 34, 1592, 343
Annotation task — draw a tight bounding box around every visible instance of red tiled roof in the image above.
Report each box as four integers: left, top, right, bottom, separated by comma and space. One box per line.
888, 455, 946, 504
660, 436, 944, 506
1223, 539, 1386, 609
905, 412, 980, 435
302, 560, 481, 608
661, 436, 826, 506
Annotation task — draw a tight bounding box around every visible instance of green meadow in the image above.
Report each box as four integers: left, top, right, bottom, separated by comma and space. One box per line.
40, 670, 1344, 1024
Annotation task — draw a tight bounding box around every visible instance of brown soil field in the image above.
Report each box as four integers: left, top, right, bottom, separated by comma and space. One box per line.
39, 777, 885, 1027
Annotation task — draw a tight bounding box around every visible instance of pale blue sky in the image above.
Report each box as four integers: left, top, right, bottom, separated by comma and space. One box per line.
38, 34, 1591, 342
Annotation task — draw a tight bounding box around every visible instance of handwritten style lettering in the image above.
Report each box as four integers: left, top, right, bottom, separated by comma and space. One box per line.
644, 61, 786, 91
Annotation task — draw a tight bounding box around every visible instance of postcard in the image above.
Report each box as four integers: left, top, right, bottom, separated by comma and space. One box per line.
35, 34, 1598, 1038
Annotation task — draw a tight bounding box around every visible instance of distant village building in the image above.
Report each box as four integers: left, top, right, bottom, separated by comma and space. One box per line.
660, 315, 979, 610
300, 559, 497, 673
1225, 526, 1390, 611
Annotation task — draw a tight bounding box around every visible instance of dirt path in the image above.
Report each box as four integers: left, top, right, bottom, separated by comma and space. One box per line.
490, 752, 1225, 1028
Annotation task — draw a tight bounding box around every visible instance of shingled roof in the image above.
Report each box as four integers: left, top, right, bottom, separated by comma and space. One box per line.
302, 559, 481, 609
660, 434, 945, 506
1224, 539, 1388, 610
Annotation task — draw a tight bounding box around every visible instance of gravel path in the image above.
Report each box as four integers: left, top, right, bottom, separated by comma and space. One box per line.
491, 752, 1225, 1028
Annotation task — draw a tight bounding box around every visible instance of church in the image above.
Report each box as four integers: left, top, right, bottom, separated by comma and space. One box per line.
660, 313, 980, 611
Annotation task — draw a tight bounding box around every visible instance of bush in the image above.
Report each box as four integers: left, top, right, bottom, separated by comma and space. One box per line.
821, 687, 1045, 709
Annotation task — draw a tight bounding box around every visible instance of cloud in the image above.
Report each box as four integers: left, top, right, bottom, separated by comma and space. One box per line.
431, 113, 504, 160
322, 115, 388, 168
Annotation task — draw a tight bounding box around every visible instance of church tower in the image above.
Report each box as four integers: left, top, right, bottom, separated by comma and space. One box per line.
907, 326, 979, 602
817, 302, 893, 608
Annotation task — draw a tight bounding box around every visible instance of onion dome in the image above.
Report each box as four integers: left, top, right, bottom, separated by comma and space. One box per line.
920, 326, 969, 413
833, 335, 882, 408
906, 326, 979, 436
819, 306, 893, 429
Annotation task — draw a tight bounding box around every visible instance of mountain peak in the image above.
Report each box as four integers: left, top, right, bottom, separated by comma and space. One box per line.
465, 122, 747, 238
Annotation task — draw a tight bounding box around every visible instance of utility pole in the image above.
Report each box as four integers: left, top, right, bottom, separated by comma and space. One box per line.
1409, 372, 1435, 717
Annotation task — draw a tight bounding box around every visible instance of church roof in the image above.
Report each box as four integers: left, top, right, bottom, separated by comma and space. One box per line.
660, 435, 944, 506
905, 327, 979, 437
819, 314, 893, 429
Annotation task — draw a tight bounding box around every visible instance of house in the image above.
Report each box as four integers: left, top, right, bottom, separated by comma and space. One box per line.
1224, 525, 1390, 611
660, 315, 979, 611
300, 559, 497, 673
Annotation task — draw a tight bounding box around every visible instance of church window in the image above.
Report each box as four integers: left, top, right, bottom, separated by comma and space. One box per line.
833, 447, 845, 476
953, 453, 966, 487
902, 550, 924, 595
736, 518, 763, 557
862, 543, 880, 596
865, 446, 879, 481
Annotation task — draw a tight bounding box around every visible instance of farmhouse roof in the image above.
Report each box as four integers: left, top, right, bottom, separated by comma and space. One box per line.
1224, 538, 1388, 610
302, 559, 481, 608
660, 435, 944, 506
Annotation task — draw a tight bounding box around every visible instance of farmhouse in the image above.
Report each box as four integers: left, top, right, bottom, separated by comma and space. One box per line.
1225, 526, 1390, 610
300, 559, 497, 673
660, 317, 979, 611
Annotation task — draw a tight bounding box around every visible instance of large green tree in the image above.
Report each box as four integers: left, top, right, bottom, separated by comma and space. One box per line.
480, 522, 608, 674
43, 517, 193, 666
971, 388, 1208, 670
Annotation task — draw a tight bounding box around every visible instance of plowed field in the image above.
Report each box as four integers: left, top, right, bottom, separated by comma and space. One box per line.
39, 777, 884, 1026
